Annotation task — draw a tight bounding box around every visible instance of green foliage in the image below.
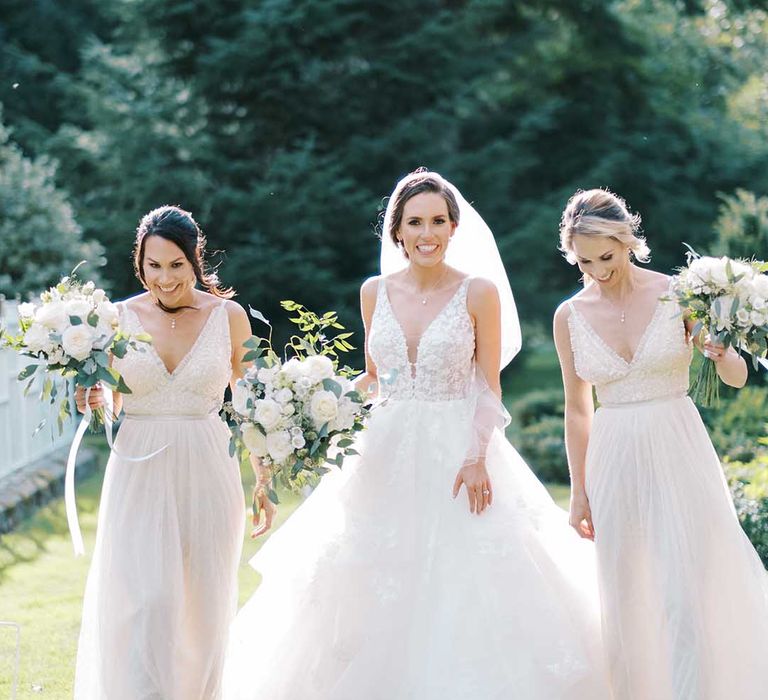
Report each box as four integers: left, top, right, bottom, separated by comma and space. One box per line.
703, 385, 768, 461
0, 119, 104, 299
2, 0, 768, 334
713, 189, 768, 261
507, 388, 569, 483
725, 452, 768, 567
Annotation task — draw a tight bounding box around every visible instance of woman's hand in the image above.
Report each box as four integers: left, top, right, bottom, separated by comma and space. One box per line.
569, 490, 595, 540
75, 384, 105, 414
702, 337, 727, 362
452, 459, 493, 515
251, 485, 277, 538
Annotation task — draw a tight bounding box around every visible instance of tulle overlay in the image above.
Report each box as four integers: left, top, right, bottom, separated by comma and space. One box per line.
587, 398, 768, 700
224, 399, 608, 699
568, 293, 768, 700
75, 302, 246, 700
224, 278, 610, 699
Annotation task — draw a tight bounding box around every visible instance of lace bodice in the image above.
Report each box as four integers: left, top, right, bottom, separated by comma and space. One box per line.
114, 302, 232, 416
368, 277, 476, 401
567, 294, 692, 406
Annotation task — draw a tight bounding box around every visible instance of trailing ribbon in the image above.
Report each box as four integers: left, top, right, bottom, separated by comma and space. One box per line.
64, 386, 168, 556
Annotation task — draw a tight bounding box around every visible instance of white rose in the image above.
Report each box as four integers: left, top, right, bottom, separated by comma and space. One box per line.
61, 324, 95, 361
241, 424, 268, 457
92, 288, 106, 304
303, 354, 335, 384
35, 300, 68, 331
750, 310, 767, 327
66, 298, 93, 320
232, 382, 251, 416
708, 258, 731, 290
331, 397, 357, 431
291, 433, 306, 449
24, 323, 54, 354
309, 389, 339, 428
17, 302, 36, 320
736, 308, 751, 326
254, 398, 283, 432
266, 430, 294, 463
274, 387, 293, 404
95, 300, 119, 328
281, 402, 296, 416
256, 366, 279, 386
47, 347, 69, 366
280, 358, 303, 382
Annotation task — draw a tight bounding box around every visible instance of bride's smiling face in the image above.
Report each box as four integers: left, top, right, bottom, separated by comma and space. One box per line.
397, 192, 456, 267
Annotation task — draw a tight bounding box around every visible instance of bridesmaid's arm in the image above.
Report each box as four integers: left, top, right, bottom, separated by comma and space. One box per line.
553, 303, 595, 540
226, 300, 275, 537
684, 317, 748, 388
356, 277, 380, 397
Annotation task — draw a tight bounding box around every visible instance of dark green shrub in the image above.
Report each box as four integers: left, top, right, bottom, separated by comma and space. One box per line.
507, 389, 568, 483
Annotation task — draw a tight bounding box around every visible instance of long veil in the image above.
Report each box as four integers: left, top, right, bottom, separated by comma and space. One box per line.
380, 171, 522, 370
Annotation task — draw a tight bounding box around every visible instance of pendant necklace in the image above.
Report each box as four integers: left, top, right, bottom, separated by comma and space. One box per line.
411, 266, 449, 305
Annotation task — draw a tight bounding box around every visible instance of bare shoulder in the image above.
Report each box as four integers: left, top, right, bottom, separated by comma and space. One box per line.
644, 269, 672, 295
360, 275, 381, 303
553, 298, 574, 326
122, 292, 150, 311
221, 297, 249, 323
467, 276, 499, 305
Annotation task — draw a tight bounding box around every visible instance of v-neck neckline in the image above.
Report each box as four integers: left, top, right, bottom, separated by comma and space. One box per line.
570, 295, 666, 367
382, 277, 468, 367
126, 303, 221, 378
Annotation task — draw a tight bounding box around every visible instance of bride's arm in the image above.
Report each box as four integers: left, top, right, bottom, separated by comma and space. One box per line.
356, 277, 380, 397
227, 300, 275, 537
553, 303, 595, 540
451, 278, 501, 515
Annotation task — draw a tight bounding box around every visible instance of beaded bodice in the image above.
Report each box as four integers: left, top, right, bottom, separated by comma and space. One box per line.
567, 295, 692, 406
114, 302, 232, 416
368, 277, 476, 401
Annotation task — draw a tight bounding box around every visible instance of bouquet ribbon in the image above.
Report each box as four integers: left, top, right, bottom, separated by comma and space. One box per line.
65, 386, 168, 556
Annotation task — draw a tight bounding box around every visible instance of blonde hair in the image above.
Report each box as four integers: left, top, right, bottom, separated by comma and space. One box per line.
559, 188, 650, 264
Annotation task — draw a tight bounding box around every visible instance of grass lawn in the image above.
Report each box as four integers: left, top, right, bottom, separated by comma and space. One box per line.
0, 342, 571, 698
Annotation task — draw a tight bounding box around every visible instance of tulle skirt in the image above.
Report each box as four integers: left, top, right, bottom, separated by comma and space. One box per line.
587, 395, 768, 700
223, 397, 611, 699
74, 414, 246, 700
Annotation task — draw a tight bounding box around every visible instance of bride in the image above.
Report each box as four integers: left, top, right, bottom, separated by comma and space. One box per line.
223, 169, 611, 699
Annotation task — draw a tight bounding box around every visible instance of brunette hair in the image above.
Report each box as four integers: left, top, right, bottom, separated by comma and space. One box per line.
133, 205, 234, 311
387, 169, 460, 257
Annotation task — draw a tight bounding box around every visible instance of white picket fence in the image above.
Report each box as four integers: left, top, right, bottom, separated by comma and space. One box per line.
0, 299, 74, 481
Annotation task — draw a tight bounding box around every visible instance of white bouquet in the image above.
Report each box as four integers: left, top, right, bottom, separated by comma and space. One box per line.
1, 268, 150, 431
226, 301, 369, 505
668, 248, 768, 406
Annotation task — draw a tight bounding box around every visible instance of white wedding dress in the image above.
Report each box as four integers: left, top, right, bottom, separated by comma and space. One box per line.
223, 278, 610, 699
74, 301, 246, 699
568, 293, 768, 699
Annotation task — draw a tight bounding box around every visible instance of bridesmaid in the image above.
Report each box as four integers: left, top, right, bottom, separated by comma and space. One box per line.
73, 206, 275, 699
553, 188, 768, 699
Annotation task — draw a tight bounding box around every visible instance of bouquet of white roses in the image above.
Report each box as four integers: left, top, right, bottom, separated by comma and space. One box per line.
1, 267, 151, 555
1, 268, 150, 431
226, 301, 369, 505
669, 248, 768, 406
